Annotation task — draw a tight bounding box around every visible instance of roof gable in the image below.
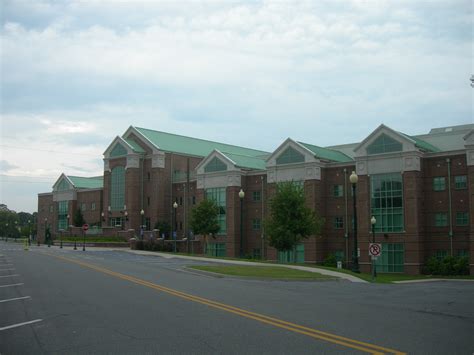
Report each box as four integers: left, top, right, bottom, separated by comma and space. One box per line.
354, 124, 417, 157
133, 126, 270, 158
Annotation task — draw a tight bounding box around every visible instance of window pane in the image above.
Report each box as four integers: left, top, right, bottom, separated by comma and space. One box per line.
276, 147, 305, 165
111, 166, 125, 211
371, 174, 404, 232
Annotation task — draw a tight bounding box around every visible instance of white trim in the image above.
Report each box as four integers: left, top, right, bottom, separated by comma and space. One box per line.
0, 319, 42, 331
0, 296, 30, 303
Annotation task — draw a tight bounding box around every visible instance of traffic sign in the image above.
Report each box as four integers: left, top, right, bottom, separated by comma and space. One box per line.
82, 224, 89, 231
369, 243, 382, 257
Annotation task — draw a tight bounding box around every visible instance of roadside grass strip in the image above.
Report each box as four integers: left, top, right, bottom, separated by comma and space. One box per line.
188, 265, 336, 280
49, 253, 405, 355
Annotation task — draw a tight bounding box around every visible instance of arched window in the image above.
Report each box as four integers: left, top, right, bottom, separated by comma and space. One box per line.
276, 147, 305, 165
204, 157, 227, 173
367, 134, 402, 155
110, 166, 125, 211
110, 144, 127, 157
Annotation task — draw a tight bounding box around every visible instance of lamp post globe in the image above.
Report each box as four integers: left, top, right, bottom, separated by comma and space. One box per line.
350, 171, 360, 273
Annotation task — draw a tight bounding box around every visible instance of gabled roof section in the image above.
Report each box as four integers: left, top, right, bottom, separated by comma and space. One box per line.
221, 152, 267, 170
399, 133, 440, 153
134, 127, 270, 158
103, 135, 143, 157
52, 173, 74, 191
124, 138, 146, 154
68, 176, 103, 189
297, 142, 354, 163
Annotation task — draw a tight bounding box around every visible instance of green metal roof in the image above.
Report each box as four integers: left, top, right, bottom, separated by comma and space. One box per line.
400, 133, 441, 153
124, 138, 146, 154
297, 142, 354, 163
68, 176, 103, 189
221, 152, 267, 170
134, 127, 270, 158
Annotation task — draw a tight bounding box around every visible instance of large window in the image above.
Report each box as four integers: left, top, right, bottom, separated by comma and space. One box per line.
367, 134, 402, 155
205, 243, 226, 257
278, 244, 305, 263
276, 147, 305, 165
455, 212, 468, 226
333, 216, 344, 229
375, 243, 404, 272
435, 213, 448, 227
110, 143, 127, 157
110, 166, 125, 211
204, 157, 227, 173
57, 179, 70, 191
333, 185, 343, 197
454, 176, 467, 189
371, 174, 404, 232
206, 187, 226, 235
57, 201, 68, 230
433, 177, 446, 191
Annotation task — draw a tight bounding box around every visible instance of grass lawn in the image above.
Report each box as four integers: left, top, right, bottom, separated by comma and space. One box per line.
189, 265, 336, 280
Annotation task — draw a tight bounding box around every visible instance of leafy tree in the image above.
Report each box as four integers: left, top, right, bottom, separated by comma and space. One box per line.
265, 181, 323, 262
190, 198, 220, 254
154, 221, 171, 238
73, 208, 86, 227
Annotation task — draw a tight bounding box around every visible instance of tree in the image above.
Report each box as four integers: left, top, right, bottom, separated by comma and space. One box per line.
73, 208, 85, 227
189, 198, 220, 254
265, 181, 323, 262
154, 221, 171, 238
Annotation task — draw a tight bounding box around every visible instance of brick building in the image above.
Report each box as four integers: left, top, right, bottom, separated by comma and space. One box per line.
37, 123, 474, 274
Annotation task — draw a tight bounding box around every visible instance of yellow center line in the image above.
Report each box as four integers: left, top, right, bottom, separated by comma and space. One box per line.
48, 253, 405, 355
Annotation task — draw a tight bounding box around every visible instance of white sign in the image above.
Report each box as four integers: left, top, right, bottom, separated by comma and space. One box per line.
369, 243, 382, 257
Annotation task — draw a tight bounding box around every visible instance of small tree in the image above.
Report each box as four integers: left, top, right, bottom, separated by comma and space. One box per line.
154, 221, 171, 238
190, 198, 220, 255
265, 181, 323, 262
73, 208, 85, 227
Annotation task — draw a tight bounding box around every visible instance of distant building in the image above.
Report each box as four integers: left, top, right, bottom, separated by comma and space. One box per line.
37, 123, 474, 274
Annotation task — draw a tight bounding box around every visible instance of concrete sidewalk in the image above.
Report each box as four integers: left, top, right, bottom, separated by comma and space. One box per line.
114, 248, 368, 283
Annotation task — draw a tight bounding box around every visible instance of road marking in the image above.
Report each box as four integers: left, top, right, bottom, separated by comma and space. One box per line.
0, 283, 23, 288
0, 268, 15, 271
0, 296, 31, 303
0, 319, 43, 331
50, 253, 405, 355
0, 274, 19, 278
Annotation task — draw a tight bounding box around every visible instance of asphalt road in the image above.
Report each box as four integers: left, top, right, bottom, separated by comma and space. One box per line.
1, 241, 473, 354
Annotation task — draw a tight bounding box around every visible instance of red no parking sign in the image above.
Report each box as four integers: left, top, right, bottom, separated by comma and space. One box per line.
369, 243, 382, 257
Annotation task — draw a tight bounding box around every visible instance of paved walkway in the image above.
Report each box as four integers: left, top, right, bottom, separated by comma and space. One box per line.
116, 248, 368, 283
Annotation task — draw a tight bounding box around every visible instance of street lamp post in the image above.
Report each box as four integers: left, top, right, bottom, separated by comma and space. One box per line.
371, 216, 377, 281
140, 209, 145, 241
44, 218, 50, 247
5, 223, 8, 242
28, 219, 31, 246
173, 202, 178, 252
350, 171, 360, 273
239, 189, 245, 258
14, 221, 18, 243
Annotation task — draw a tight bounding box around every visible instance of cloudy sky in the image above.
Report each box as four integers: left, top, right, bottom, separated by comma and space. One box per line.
1, 0, 472, 213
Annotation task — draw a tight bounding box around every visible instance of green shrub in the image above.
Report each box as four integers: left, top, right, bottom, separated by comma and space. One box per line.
323, 254, 337, 267
424, 256, 469, 276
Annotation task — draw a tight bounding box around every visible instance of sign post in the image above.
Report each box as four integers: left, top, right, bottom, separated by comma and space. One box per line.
369, 243, 382, 281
